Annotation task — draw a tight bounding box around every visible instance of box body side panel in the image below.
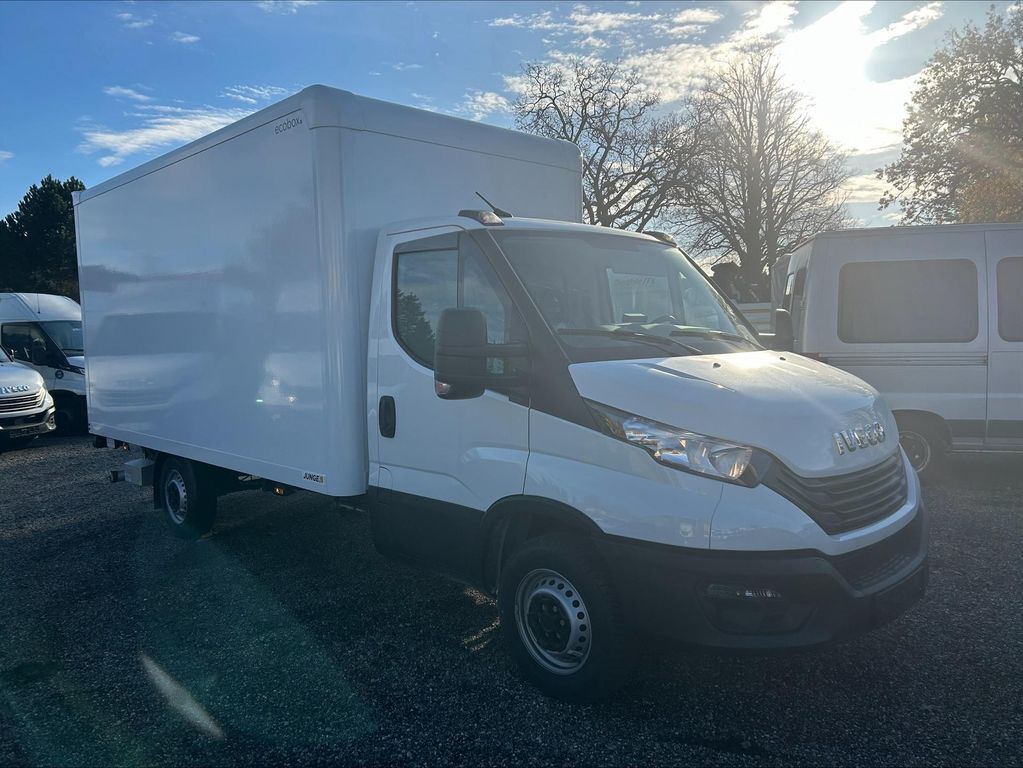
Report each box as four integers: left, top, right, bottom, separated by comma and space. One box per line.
76, 109, 343, 493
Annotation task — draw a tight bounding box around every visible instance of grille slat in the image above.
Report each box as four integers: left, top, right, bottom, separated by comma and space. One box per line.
0, 391, 43, 413
764, 451, 909, 534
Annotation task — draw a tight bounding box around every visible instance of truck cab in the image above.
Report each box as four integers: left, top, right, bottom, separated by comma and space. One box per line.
365, 213, 926, 699
0, 345, 56, 449
0, 293, 86, 432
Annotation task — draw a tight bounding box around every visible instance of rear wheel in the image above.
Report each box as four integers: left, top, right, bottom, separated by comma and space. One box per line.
498, 534, 633, 703
896, 415, 947, 482
158, 456, 217, 539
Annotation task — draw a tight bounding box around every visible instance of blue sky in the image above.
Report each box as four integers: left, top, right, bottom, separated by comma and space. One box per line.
0, 0, 1011, 224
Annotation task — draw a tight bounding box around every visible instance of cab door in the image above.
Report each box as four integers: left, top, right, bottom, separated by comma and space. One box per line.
371, 228, 530, 579
985, 231, 1023, 446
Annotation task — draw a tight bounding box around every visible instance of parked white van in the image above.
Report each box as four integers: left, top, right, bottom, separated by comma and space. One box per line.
74, 86, 928, 701
0, 293, 86, 432
0, 345, 56, 448
779, 223, 1023, 478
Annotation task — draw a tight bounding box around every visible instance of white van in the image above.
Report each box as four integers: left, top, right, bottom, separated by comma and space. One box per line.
780, 224, 1023, 479
0, 345, 56, 448
0, 293, 86, 432
75, 86, 927, 701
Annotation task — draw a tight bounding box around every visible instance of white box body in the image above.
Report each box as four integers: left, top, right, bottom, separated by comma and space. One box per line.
73, 85, 582, 496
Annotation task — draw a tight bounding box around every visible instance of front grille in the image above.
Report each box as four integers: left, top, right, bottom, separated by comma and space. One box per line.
763, 451, 908, 534
0, 391, 42, 413
831, 512, 923, 591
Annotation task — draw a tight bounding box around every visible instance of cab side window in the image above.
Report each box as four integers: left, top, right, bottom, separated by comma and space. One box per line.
997, 257, 1023, 341
393, 234, 523, 370
1, 323, 49, 364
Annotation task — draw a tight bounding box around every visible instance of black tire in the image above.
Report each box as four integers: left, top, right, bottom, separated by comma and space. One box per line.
498, 533, 633, 703
896, 415, 947, 483
158, 456, 217, 539
53, 394, 87, 435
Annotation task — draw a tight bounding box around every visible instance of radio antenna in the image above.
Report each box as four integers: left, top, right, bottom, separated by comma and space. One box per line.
475, 192, 513, 219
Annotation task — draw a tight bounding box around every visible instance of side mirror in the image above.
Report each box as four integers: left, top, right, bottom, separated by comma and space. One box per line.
761, 308, 794, 351
434, 308, 528, 400
435, 308, 488, 400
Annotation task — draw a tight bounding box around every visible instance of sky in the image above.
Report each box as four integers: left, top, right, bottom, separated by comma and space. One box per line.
0, 0, 1013, 225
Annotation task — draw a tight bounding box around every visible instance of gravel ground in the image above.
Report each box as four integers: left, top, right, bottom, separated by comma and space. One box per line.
1, 436, 1021, 767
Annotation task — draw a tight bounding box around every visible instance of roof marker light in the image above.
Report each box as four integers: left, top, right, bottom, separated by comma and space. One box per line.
458, 209, 504, 226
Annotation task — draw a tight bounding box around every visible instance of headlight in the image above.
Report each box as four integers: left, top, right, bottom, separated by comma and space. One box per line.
587, 401, 771, 487
43, 391, 53, 408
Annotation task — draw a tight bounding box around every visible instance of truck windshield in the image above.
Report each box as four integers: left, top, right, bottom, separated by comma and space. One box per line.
38, 321, 84, 355
493, 230, 760, 360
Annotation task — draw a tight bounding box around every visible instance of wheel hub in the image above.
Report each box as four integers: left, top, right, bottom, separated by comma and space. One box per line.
515, 569, 591, 674
165, 470, 188, 524
900, 430, 931, 472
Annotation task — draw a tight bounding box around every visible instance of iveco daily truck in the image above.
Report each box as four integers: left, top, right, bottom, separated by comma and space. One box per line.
0, 293, 86, 432
0, 345, 56, 448
75, 86, 927, 701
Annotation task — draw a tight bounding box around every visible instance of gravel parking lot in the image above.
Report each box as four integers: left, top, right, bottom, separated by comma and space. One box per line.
1, 436, 1021, 767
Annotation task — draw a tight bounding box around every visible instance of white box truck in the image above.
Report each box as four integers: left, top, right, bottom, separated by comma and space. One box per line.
777, 224, 1023, 480
75, 86, 927, 702
0, 292, 86, 431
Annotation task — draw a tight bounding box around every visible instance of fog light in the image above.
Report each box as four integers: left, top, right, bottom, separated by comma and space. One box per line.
707, 584, 784, 600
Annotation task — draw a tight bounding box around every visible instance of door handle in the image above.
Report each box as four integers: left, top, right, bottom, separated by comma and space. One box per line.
379, 396, 396, 438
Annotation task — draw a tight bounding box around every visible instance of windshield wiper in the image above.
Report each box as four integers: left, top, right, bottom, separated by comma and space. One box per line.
558, 329, 702, 355
670, 329, 758, 345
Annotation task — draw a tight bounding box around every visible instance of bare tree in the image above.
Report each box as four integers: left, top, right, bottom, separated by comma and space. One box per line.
513, 58, 697, 230
684, 51, 850, 294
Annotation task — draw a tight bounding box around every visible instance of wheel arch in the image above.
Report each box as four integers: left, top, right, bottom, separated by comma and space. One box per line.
892, 409, 952, 447
480, 495, 603, 594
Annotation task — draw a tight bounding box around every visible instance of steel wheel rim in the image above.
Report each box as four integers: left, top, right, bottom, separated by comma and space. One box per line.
514, 568, 591, 675
900, 430, 931, 473
165, 470, 188, 524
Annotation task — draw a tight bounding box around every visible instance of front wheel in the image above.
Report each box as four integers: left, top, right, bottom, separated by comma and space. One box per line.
158, 456, 217, 539
498, 534, 633, 703
896, 416, 947, 482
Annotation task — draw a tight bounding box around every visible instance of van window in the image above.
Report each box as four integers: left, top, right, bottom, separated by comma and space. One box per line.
1, 323, 53, 364
997, 257, 1023, 341
394, 248, 458, 367
393, 236, 523, 369
838, 259, 978, 343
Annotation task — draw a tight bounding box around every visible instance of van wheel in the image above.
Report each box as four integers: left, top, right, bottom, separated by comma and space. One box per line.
498, 534, 633, 703
159, 457, 217, 539
896, 416, 946, 482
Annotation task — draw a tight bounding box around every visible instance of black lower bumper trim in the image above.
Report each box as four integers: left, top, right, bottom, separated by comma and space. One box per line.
594, 506, 928, 650
0, 407, 56, 438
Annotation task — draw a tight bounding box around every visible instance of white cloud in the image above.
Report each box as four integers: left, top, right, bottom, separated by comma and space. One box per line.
170, 31, 200, 44
488, 11, 564, 31
256, 0, 319, 14
842, 171, 889, 203
117, 12, 154, 29
870, 1, 943, 45
459, 90, 511, 121
0, 150, 13, 164
775, 1, 946, 153
103, 85, 153, 102
221, 85, 289, 104
392, 62, 423, 71
78, 103, 252, 167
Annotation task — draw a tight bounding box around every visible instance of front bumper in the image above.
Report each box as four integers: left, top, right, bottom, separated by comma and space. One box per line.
0, 407, 57, 439
595, 506, 928, 650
